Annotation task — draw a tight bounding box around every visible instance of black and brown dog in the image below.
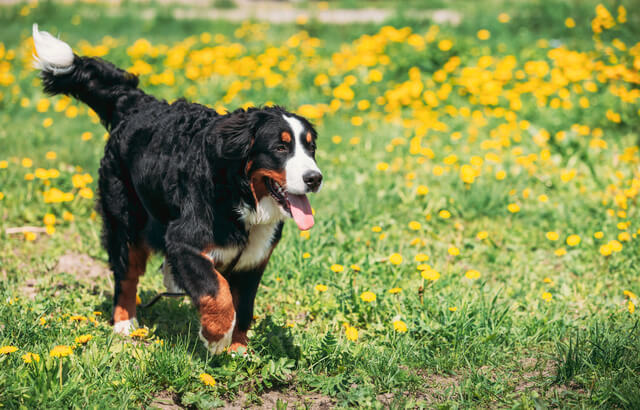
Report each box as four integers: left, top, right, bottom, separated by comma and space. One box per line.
32, 24, 323, 354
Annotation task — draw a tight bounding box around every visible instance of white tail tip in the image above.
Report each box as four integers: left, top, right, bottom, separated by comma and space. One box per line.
32, 24, 75, 75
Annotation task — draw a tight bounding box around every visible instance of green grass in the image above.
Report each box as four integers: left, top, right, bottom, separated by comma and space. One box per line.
1, 0, 640, 407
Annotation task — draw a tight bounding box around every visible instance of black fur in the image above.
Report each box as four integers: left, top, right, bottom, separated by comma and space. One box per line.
40, 53, 319, 339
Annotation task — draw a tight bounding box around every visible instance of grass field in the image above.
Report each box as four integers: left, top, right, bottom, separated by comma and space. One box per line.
1, 0, 640, 407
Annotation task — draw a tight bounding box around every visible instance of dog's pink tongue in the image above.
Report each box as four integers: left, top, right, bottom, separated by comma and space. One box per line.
288, 194, 314, 230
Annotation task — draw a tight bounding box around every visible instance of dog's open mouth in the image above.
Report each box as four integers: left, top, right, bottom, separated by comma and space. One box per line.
265, 178, 314, 230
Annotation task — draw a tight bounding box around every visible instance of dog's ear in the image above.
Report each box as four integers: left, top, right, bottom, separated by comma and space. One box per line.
213, 109, 268, 161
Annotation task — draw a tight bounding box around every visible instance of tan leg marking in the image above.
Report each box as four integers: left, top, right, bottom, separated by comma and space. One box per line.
198, 267, 236, 354
229, 329, 248, 352
113, 244, 149, 324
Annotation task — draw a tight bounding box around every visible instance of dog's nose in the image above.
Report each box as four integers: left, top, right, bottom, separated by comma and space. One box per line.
303, 170, 323, 192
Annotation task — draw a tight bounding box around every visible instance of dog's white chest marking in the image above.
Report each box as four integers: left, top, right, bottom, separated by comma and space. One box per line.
207, 220, 279, 273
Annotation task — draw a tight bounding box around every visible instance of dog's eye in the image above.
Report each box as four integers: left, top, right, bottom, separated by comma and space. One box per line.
276, 144, 289, 152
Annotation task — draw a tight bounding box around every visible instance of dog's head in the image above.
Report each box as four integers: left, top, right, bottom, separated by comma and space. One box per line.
215, 107, 322, 230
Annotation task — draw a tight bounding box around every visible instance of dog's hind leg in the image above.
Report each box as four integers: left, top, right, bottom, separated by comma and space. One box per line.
98, 147, 149, 335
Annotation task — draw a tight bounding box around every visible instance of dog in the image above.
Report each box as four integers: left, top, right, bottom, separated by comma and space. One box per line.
32, 24, 323, 354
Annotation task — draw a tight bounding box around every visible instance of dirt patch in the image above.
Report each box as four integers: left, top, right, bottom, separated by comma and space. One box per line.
224, 390, 334, 409
148, 390, 183, 410
54, 252, 110, 281
413, 370, 462, 403
19, 278, 39, 300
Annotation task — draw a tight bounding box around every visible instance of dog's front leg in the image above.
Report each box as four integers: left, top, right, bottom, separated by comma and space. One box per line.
165, 224, 235, 355
196, 265, 235, 354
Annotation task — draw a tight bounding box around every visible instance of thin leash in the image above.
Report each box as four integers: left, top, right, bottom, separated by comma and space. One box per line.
139, 248, 245, 309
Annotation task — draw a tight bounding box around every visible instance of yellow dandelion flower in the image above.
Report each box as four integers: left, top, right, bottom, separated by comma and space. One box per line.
75, 334, 92, 345
388, 287, 402, 294
465, 270, 481, 280
393, 320, 408, 333
330, 264, 344, 273
439, 210, 451, 219
448, 307, 458, 312
24, 232, 37, 241
200, 373, 216, 387
300, 230, 310, 239
49, 345, 73, 358
609, 240, 623, 253
629, 301, 635, 314
345, 326, 358, 341
566, 235, 581, 247
546, 232, 559, 241
79, 188, 94, 199
477, 29, 491, 40
498, 13, 510, 23
507, 203, 520, 213
555, 248, 567, 256
542, 292, 552, 302
315, 284, 328, 292
0, 346, 18, 355
45, 151, 57, 160
594, 231, 604, 239
408, 221, 421, 231
448, 246, 460, 256
617, 231, 630, 242
438, 39, 453, 51
416, 185, 429, 195
415, 253, 429, 262
565, 17, 576, 28
350, 264, 361, 271
421, 268, 440, 281
36, 98, 50, 112
22, 352, 40, 363
623, 290, 637, 300
476, 231, 488, 240
129, 328, 149, 339
360, 291, 376, 303
389, 253, 402, 265
69, 315, 87, 322
460, 164, 476, 184
43, 213, 56, 226
371, 226, 382, 233
600, 244, 612, 256
302, 252, 311, 259
376, 162, 389, 171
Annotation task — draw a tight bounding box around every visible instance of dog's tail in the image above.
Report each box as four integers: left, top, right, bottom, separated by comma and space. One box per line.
32, 24, 142, 129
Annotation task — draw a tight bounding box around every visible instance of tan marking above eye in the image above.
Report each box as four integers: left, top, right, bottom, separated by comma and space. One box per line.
281, 131, 292, 143
306, 132, 312, 143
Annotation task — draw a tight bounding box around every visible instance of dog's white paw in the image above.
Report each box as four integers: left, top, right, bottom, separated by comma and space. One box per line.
162, 262, 184, 293
113, 318, 139, 335
199, 314, 235, 354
